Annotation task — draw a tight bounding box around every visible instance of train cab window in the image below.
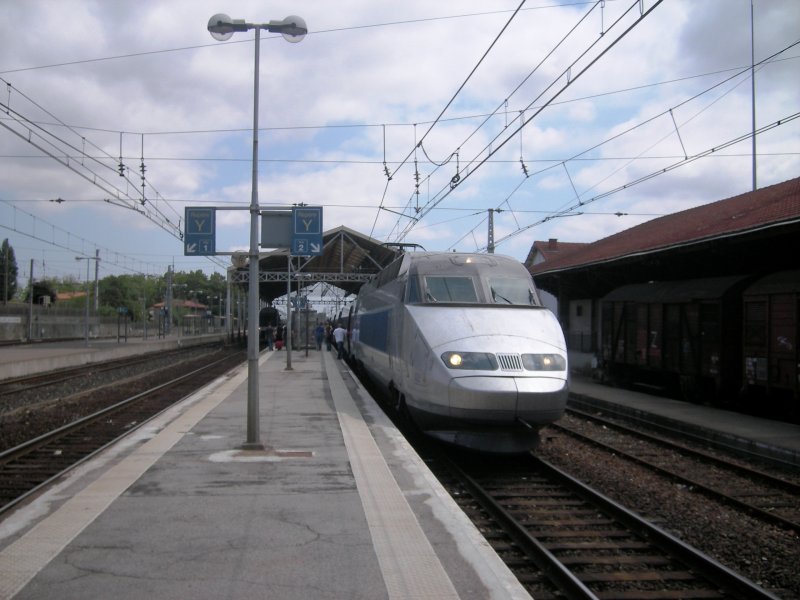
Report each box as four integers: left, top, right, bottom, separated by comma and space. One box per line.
424, 276, 478, 303
488, 277, 540, 306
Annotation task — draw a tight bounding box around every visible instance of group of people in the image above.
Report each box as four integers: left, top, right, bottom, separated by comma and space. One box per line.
261, 324, 285, 351
314, 321, 348, 359
263, 320, 348, 359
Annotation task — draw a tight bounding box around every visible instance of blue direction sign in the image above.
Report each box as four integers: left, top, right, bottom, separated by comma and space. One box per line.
184, 207, 216, 256
291, 206, 323, 256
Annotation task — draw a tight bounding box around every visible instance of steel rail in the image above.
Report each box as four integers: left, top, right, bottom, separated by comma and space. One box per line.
0, 352, 242, 518
535, 456, 782, 600
0, 345, 219, 397
440, 454, 598, 600
567, 406, 800, 494
440, 451, 780, 600
567, 393, 799, 469
555, 411, 800, 532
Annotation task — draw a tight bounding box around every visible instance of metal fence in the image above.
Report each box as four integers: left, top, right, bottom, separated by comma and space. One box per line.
0, 304, 223, 342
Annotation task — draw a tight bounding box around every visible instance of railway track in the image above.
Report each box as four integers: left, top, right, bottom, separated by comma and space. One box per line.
0, 344, 223, 398
437, 452, 780, 600
0, 350, 244, 517
551, 407, 800, 533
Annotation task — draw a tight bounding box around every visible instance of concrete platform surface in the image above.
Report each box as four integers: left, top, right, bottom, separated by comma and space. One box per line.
0, 349, 530, 600
570, 376, 800, 466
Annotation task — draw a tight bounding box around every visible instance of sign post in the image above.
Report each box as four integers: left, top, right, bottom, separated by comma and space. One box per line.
291, 206, 323, 256
184, 208, 216, 256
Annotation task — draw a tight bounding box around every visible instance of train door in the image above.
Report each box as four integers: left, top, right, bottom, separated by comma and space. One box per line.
699, 302, 721, 378
663, 303, 681, 373
346, 305, 354, 356
634, 303, 648, 366
610, 302, 627, 363
647, 303, 663, 368
679, 303, 699, 376
769, 293, 797, 391
743, 296, 768, 384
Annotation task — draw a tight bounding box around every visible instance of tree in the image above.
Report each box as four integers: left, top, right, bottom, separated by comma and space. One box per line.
1, 239, 18, 303
99, 273, 162, 322
26, 280, 57, 305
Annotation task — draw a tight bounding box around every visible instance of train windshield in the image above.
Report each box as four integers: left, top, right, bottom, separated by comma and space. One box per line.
488, 277, 540, 306
424, 276, 478, 303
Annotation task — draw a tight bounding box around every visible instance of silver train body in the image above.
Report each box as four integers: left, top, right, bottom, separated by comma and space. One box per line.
350, 252, 569, 453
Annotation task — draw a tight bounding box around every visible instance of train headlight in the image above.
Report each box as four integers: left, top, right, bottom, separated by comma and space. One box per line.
521, 353, 566, 371
441, 352, 498, 370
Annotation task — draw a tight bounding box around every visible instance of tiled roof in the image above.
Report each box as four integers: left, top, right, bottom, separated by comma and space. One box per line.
152, 300, 208, 309
525, 240, 587, 265
530, 177, 800, 274
56, 291, 87, 301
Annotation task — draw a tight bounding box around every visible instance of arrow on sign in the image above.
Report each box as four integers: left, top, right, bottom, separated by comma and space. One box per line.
186, 243, 197, 253
310, 242, 321, 254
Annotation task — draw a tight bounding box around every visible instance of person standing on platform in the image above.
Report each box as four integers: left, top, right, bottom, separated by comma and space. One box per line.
333, 323, 347, 360
325, 322, 333, 351
314, 323, 325, 350
264, 324, 274, 351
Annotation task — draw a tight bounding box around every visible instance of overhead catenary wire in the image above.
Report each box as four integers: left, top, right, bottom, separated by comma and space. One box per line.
488, 111, 800, 250
1, 3, 796, 270
391, 26, 798, 248
2, 55, 795, 153
385, 0, 528, 183
0, 80, 184, 239
389, 0, 666, 243
444, 56, 797, 255
0, 4, 599, 76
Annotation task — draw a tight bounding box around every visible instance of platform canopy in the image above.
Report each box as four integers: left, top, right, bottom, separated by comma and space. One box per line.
229, 226, 401, 303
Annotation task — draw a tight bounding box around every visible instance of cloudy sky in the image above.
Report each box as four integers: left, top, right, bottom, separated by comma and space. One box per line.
1, 0, 798, 286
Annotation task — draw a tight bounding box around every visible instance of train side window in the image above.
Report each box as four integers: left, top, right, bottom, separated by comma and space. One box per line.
424, 276, 478, 303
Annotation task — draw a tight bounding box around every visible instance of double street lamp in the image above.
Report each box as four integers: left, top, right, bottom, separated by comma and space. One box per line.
207, 14, 307, 450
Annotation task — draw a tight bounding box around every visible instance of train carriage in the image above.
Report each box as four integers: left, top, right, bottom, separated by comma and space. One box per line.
600, 276, 751, 401
742, 270, 800, 417
599, 271, 800, 421
351, 252, 569, 453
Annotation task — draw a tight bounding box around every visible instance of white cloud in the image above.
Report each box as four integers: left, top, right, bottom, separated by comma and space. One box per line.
0, 0, 797, 280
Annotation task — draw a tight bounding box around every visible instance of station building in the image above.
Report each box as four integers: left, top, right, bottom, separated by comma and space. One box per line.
527, 176, 800, 374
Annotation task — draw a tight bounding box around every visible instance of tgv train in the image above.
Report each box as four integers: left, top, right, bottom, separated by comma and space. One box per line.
349, 252, 569, 453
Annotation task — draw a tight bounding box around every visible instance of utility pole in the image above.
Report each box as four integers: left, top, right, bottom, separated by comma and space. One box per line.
94, 249, 100, 311
750, 0, 757, 191
487, 208, 502, 254
2, 243, 8, 304
28, 259, 34, 341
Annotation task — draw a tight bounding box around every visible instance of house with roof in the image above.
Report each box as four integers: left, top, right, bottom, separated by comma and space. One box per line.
527, 177, 800, 371
525, 239, 586, 313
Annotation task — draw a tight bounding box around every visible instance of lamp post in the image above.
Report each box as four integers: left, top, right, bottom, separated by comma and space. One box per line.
75, 255, 100, 347
208, 13, 307, 450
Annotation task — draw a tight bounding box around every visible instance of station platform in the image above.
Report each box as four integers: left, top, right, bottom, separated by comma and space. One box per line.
0, 332, 227, 380
569, 377, 800, 467
0, 348, 529, 600
1, 339, 798, 599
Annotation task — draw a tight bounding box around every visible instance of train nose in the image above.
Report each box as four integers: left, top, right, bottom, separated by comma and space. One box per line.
448, 376, 568, 424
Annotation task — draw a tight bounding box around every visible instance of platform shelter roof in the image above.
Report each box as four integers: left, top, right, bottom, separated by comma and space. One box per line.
230, 226, 400, 304
529, 177, 800, 298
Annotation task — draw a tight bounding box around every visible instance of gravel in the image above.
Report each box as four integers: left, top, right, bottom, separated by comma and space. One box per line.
0, 346, 226, 452
537, 430, 800, 599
